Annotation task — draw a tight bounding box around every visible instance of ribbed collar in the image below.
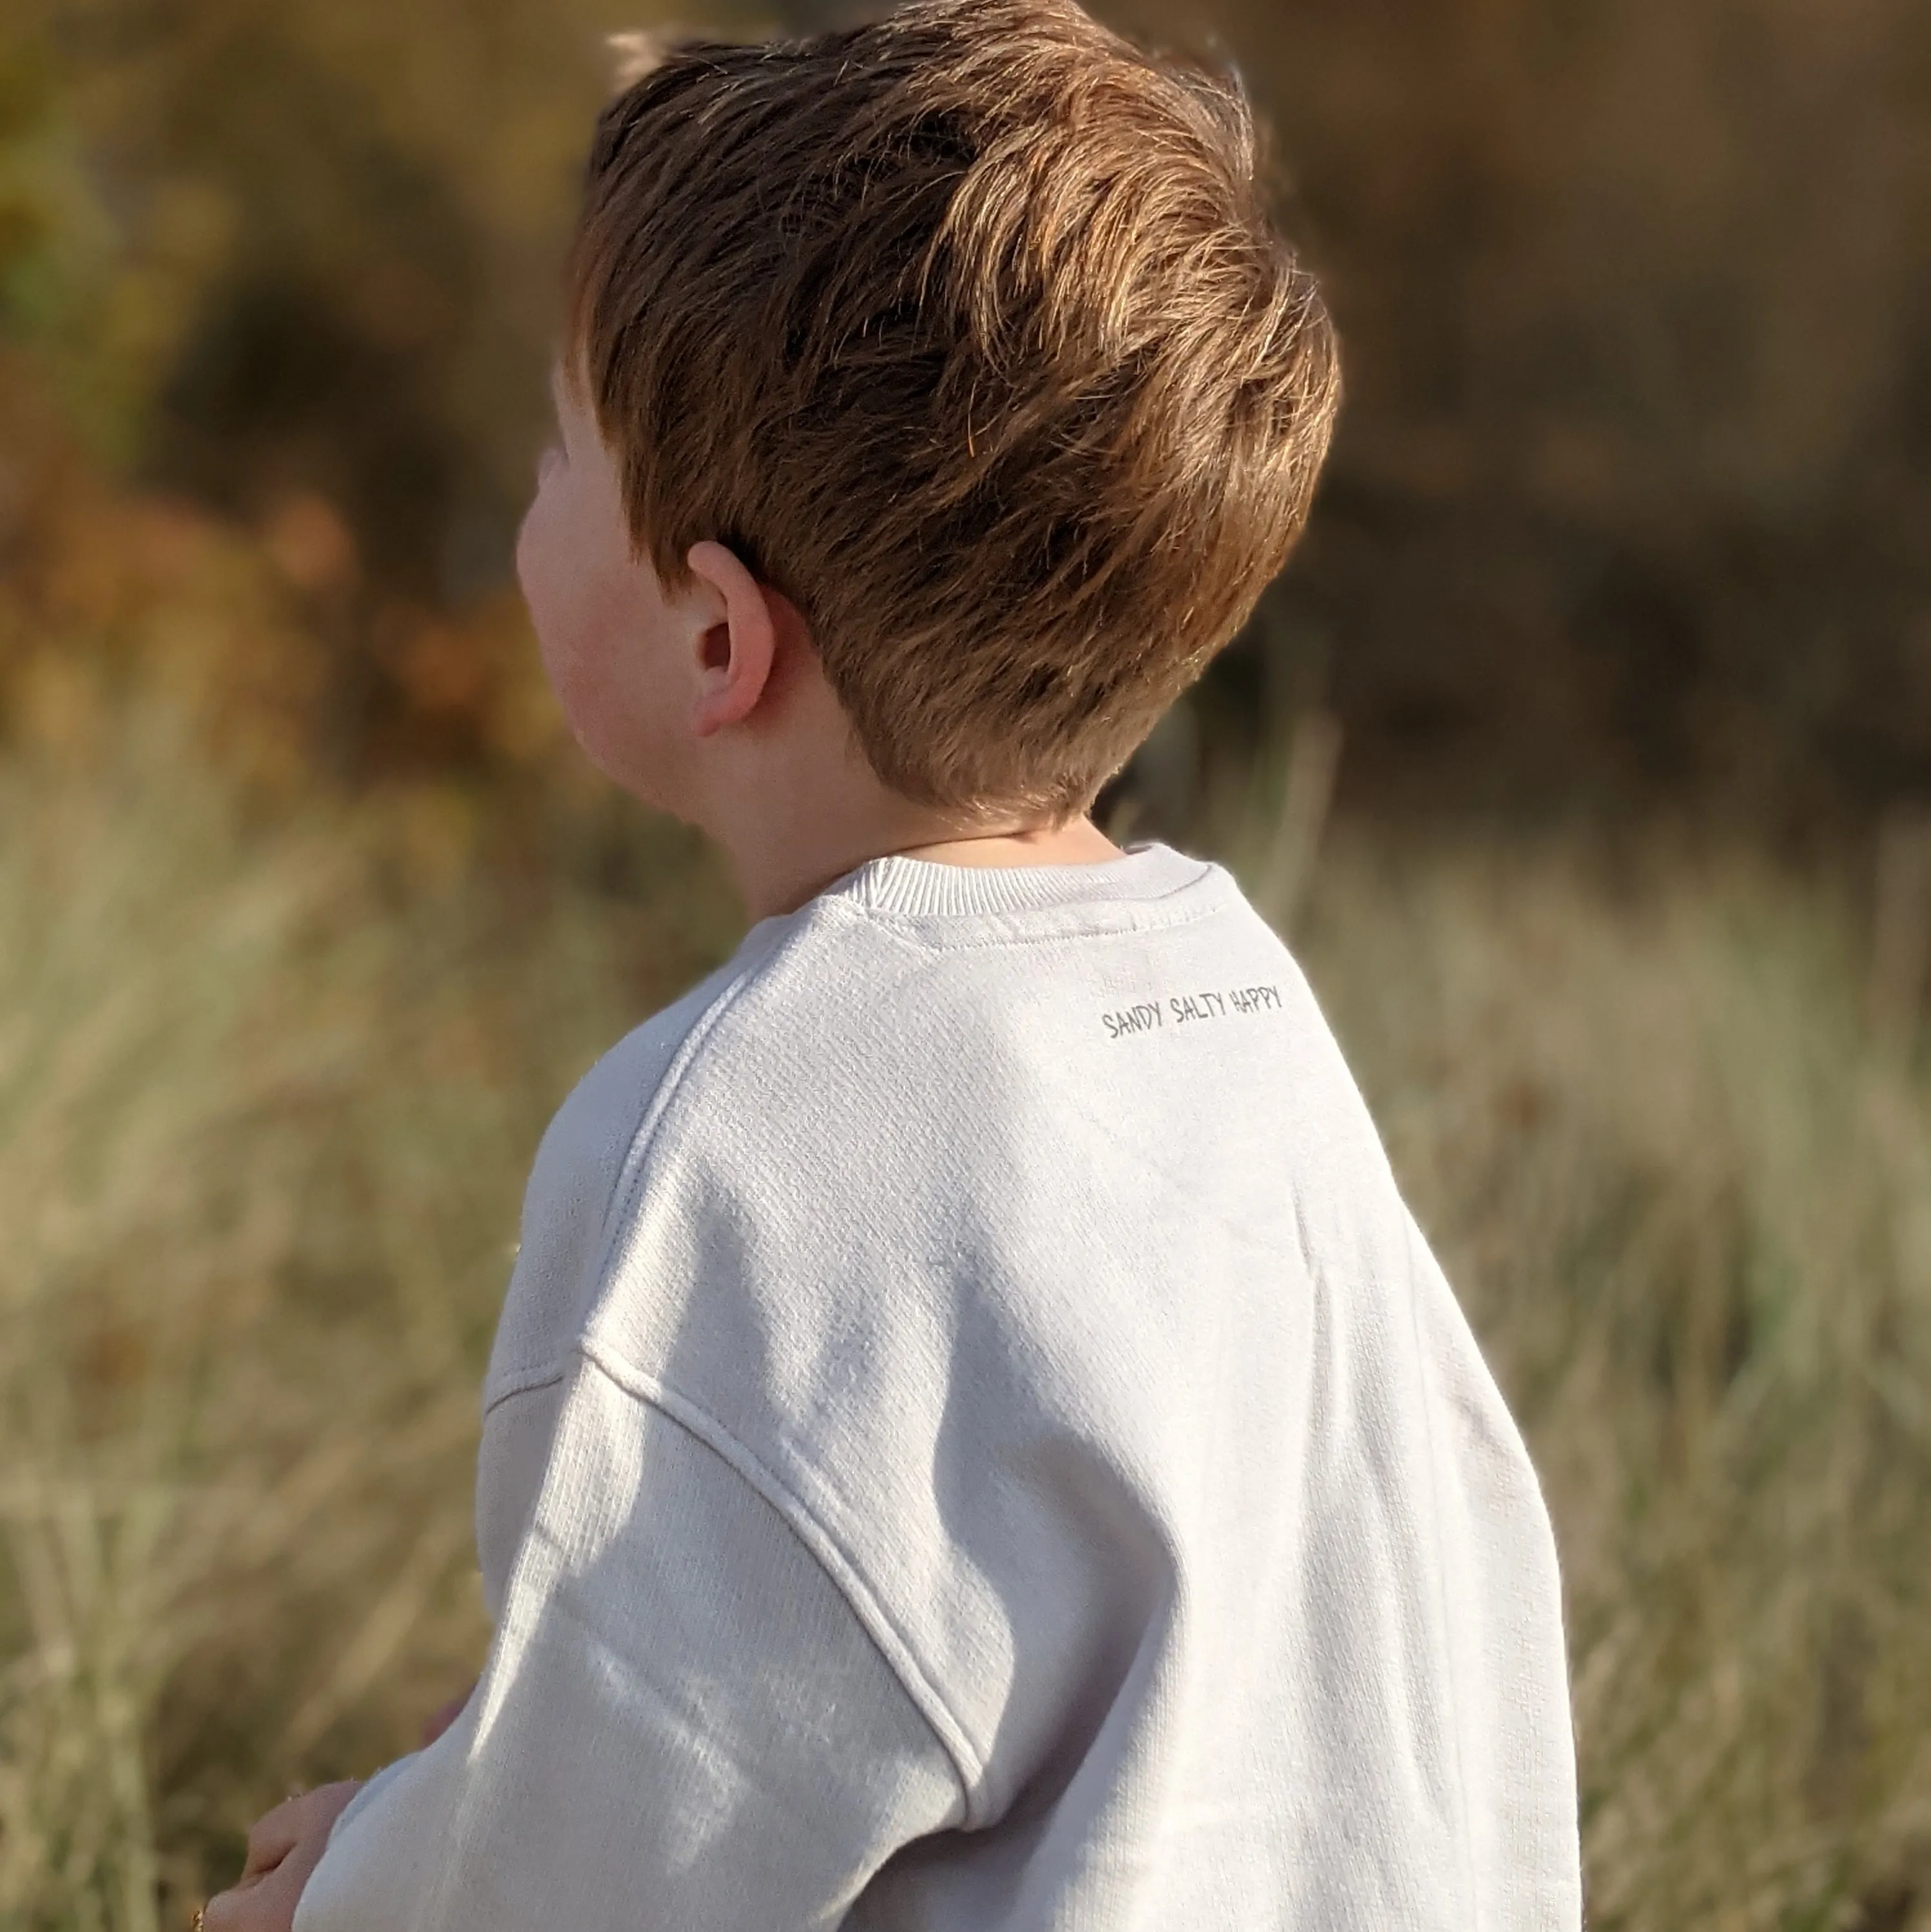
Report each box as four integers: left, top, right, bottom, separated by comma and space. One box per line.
824, 840, 1214, 918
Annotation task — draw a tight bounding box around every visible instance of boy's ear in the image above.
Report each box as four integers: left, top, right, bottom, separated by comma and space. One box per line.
685, 540, 780, 739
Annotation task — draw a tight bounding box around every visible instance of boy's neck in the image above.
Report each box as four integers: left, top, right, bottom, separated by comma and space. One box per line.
677, 633, 1124, 922
700, 757, 1123, 923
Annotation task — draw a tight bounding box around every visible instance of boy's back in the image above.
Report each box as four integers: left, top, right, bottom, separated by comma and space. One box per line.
200, 5, 1585, 1925
297, 845, 1579, 1929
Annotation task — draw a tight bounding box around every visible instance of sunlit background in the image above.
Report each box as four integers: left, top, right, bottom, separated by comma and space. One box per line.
3, 0, 1930, 1926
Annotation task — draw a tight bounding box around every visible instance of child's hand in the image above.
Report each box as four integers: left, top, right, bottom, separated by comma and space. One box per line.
199, 1781, 361, 1932
195, 1682, 466, 1931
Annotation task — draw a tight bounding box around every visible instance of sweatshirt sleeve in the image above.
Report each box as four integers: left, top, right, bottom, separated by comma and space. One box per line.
291, 1356, 966, 1932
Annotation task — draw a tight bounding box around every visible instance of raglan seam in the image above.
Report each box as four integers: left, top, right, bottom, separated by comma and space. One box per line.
578, 923, 810, 1334
529, 873, 1282, 1827
479, 942, 791, 1413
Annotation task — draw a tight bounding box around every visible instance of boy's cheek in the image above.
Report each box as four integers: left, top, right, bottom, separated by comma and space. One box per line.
512, 490, 686, 807
527, 601, 604, 750
524, 590, 678, 804
517, 502, 591, 693
514, 490, 559, 628
516, 530, 599, 742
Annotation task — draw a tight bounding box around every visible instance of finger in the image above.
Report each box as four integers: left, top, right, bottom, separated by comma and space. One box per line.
202, 1840, 310, 1932
211, 1782, 361, 1932
202, 1874, 289, 1932
200, 1884, 254, 1932
241, 1796, 307, 1879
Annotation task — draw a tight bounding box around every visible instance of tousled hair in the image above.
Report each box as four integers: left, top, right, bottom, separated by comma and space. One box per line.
569, 0, 1340, 818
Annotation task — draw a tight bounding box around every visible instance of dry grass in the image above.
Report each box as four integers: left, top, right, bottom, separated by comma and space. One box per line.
0, 720, 731, 1927
1294, 831, 1931, 1931
5, 723, 1931, 1929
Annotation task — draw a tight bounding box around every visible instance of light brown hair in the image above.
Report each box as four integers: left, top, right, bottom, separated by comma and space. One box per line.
568, 0, 1340, 818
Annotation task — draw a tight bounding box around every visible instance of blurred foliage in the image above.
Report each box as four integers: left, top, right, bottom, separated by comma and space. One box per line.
1195, 0, 1931, 822
1, 0, 1926, 817
2, 0, 689, 784
1307, 833, 1931, 1932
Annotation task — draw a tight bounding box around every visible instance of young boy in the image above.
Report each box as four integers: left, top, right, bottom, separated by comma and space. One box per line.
206, 2, 1580, 1926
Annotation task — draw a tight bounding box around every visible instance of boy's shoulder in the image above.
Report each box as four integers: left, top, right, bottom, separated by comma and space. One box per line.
483, 947, 755, 1401
487, 849, 1390, 1413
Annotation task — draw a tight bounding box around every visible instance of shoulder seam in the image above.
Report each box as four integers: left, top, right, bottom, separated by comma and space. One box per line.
575, 1338, 988, 1814
559, 906, 994, 1821
483, 1362, 570, 1418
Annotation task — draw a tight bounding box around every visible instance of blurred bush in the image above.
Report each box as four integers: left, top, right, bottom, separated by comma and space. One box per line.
1204, 0, 1931, 822
4, 0, 735, 788
8, 0, 1929, 817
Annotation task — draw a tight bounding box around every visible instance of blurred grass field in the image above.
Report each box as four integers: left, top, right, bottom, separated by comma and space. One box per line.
7, 688, 1931, 1929
0, 713, 740, 1928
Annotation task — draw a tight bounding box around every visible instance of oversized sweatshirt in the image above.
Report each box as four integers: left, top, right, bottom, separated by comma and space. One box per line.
294, 840, 1582, 1931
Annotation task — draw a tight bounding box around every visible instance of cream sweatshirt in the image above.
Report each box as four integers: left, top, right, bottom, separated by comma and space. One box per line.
294, 840, 1581, 1931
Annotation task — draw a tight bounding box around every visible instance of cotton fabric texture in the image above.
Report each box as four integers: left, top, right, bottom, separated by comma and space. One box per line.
294, 842, 1582, 1931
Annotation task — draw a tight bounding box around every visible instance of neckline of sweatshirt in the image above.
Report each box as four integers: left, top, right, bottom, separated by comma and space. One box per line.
741, 839, 1222, 947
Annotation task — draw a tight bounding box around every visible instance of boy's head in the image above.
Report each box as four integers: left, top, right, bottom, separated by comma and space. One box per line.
541, 0, 1338, 824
